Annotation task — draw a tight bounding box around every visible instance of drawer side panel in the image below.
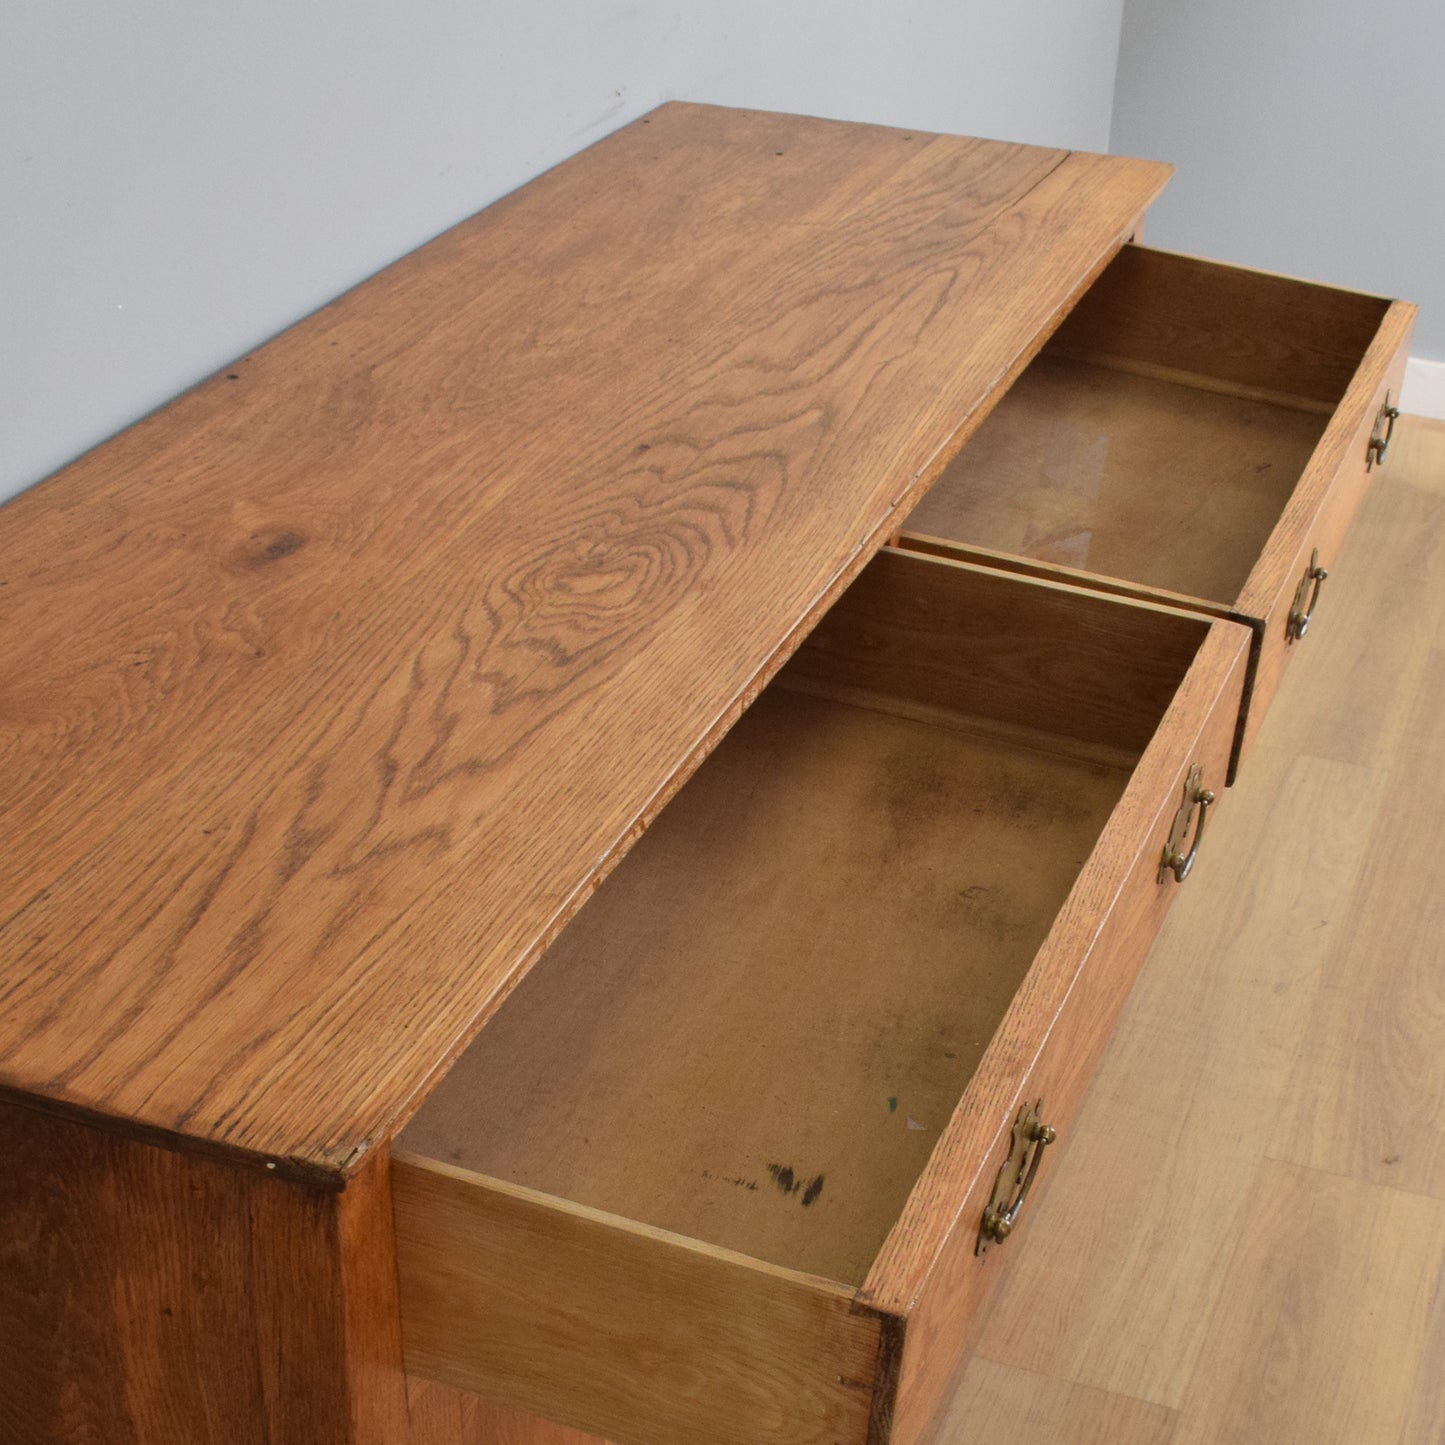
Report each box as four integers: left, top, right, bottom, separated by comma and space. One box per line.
392, 1155, 892, 1445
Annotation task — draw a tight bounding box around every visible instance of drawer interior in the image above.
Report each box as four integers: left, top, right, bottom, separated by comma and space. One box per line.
902, 245, 1391, 608
397, 550, 1211, 1286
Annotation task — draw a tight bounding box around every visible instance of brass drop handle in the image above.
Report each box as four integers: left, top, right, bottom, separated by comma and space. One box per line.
1367, 392, 1399, 470
1286, 547, 1328, 643
978, 1104, 1056, 1253
1159, 763, 1214, 884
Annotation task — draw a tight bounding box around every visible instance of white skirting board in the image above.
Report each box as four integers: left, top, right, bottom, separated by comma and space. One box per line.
1401, 357, 1445, 421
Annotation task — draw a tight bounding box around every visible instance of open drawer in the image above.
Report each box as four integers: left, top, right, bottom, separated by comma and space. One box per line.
899, 244, 1415, 779
391, 549, 1249, 1445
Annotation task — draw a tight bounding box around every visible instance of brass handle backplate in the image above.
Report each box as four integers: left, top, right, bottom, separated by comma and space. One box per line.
1286, 547, 1328, 644
1367, 392, 1399, 471
1159, 762, 1214, 884
978, 1101, 1056, 1255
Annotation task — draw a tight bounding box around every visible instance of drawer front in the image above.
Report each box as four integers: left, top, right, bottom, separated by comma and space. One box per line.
1231, 306, 1414, 774
862, 617, 1249, 1445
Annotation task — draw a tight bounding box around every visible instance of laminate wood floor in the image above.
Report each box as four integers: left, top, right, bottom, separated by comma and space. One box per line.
936, 414, 1445, 1443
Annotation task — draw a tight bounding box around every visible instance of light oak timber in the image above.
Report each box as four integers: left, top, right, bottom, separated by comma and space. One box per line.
1168, 1163, 1445, 1445
405, 1381, 611, 1445
1269, 425, 1445, 1197
1232, 298, 1414, 771
784, 546, 1208, 756
935, 1358, 1176, 1445
947, 1157, 1445, 1438
894, 533, 1232, 618
1401, 1251, 1445, 1445
392, 1159, 892, 1445
1275, 650, 1445, 1200
1047, 244, 1392, 405
0, 105, 1171, 1181
4, 99, 1405, 1445
399, 687, 1132, 1284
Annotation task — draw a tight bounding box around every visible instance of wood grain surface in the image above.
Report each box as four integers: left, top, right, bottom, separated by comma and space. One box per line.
0, 1100, 411, 1445
1273, 657, 1445, 1200
398, 553, 1222, 1288
782, 547, 1210, 756
932, 416, 1445, 1445
967, 750, 1390, 1408
861, 616, 1246, 1310
1166, 1163, 1445, 1445
1047, 244, 1391, 407
405, 1381, 611, 1445
0, 103, 1170, 1179
392, 1157, 892, 1445
938, 1358, 1177, 1445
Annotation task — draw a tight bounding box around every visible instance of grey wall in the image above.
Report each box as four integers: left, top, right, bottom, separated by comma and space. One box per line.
1112, 0, 1442, 357
1, 1, 1127, 504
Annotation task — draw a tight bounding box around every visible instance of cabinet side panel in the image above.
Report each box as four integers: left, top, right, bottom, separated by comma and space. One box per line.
0, 1099, 403, 1445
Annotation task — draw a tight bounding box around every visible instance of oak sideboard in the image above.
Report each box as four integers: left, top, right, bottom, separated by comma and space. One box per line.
1, 102, 1414, 1445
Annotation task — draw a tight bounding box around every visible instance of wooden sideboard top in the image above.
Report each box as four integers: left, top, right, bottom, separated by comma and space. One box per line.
0, 103, 1170, 1182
